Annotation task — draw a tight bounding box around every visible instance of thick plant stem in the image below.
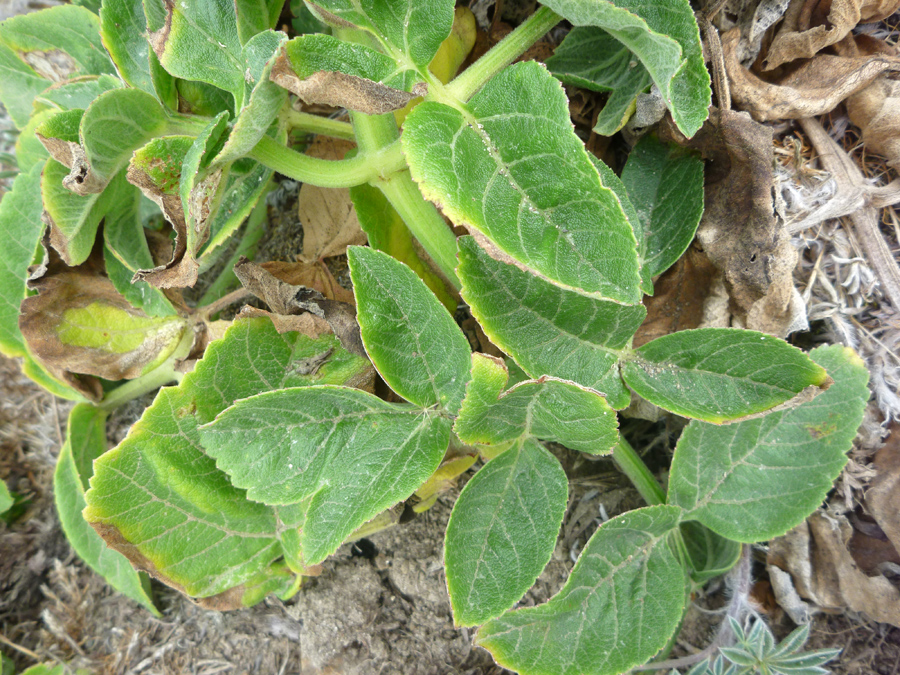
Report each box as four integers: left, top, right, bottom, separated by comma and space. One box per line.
283, 109, 356, 140
612, 435, 666, 506
248, 134, 403, 188
446, 6, 561, 102
350, 111, 399, 152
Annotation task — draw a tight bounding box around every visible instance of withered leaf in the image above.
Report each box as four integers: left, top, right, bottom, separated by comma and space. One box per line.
19, 269, 188, 400
724, 27, 900, 121
763, 0, 900, 70
867, 431, 900, 564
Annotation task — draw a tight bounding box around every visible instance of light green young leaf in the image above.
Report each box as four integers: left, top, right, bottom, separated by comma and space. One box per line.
547, 27, 653, 135
477, 505, 688, 675
679, 521, 742, 584
455, 353, 619, 455
198, 387, 450, 565
54, 404, 159, 615
404, 61, 641, 303
148, 0, 245, 104
0, 162, 45, 357
0, 41, 52, 129
349, 181, 456, 312
34, 74, 123, 113
41, 158, 110, 266
621, 328, 830, 423
621, 135, 704, 278
15, 110, 53, 173
84, 318, 372, 601
213, 31, 287, 165
457, 236, 644, 409
307, 0, 453, 74
445, 437, 567, 626
669, 345, 869, 542
540, 0, 710, 137
348, 246, 471, 414
234, 0, 284, 45
100, 0, 158, 95
0, 479, 11, 515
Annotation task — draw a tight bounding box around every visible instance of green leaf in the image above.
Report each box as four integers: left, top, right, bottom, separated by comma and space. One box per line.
174, 79, 234, 117
349, 181, 455, 312
0, 41, 51, 129
477, 505, 688, 675
213, 31, 288, 166
15, 110, 53, 173
291, 0, 326, 34
621, 135, 704, 278
41, 158, 110, 265
0, 479, 11, 515
348, 246, 471, 414
669, 345, 869, 542
0, 162, 45, 357
455, 353, 619, 455
547, 27, 653, 135
281, 33, 405, 86
100, 0, 158, 95
83, 318, 372, 601
34, 74, 123, 113
445, 438, 567, 626
307, 0, 453, 73
404, 61, 641, 303
679, 521, 742, 584
54, 404, 159, 614
235, 0, 284, 45
198, 387, 450, 565
621, 329, 830, 423
457, 236, 644, 410
541, 0, 710, 137
148, 0, 245, 104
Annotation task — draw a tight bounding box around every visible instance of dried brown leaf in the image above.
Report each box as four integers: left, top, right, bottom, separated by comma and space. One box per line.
724, 27, 900, 121
867, 429, 900, 559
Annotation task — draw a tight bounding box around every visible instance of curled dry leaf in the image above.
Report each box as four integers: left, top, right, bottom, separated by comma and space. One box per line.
763, 0, 900, 70
768, 511, 900, 627
18, 269, 188, 401
867, 430, 900, 564
297, 136, 367, 263
724, 27, 900, 121
660, 108, 806, 337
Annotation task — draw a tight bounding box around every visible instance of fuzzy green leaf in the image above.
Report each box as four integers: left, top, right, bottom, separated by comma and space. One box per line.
457, 236, 644, 409
540, 0, 710, 137
547, 27, 652, 135
41, 158, 110, 265
100, 0, 156, 94
15, 110, 53, 173
477, 505, 688, 675
348, 246, 471, 414
307, 0, 453, 74
445, 438, 567, 626
198, 387, 450, 565
669, 345, 869, 542
455, 353, 619, 455
680, 521, 742, 584
405, 61, 641, 303
621, 135, 704, 278
34, 74, 123, 113
234, 0, 284, 45
201, 156, 274, 258
0, 162, 45, 357
621, 329, 830, 423
83, 318, 371, 600
54, 404, 159, 614
0, 41, 51, 129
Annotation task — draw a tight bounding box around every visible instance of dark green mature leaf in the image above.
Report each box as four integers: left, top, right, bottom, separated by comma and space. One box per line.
540, 0, 710, 137
680, 521, 742, 584
308, 0, 453, 74
149, 0, 245, 103
621, 135, 704, 278
445, 438, 567, 626
0, 162, 45, 357
669, 345, 869, 542
198, 387, 450, 565
100, 0, 154, 94
455, 353, 618, 455
405, 61, 641, 303
457, 237, 644, 409
54, 404, 158, 614
621, 329, 830, 423
547, 27, 653, 136
213, 31, 287, 165
41, 158, 110, 265
234, 0, 284, 45
478, 505, 687, 675
84, 318, 372, 601
348, 246, 471, 414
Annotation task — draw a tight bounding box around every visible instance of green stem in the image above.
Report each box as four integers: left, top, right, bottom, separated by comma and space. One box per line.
282, 109, 356, 140
350, 111, 399, 152
446, 6, 561, 102
248, 134, 403, 188
612, 435, 666, 506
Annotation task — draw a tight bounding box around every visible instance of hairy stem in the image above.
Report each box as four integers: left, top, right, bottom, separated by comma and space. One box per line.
612, 435, 666, 506
446, 6, 561, 102
283, 109, 356, 140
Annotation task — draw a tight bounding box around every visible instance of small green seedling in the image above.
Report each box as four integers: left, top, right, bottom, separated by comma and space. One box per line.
0, 1, 868, 674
